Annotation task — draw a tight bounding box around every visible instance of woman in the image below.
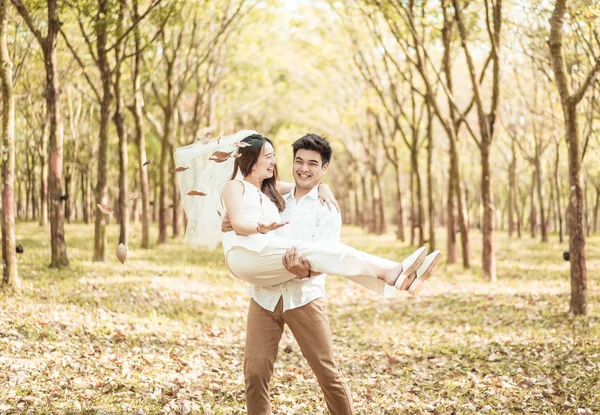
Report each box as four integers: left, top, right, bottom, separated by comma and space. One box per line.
175, 130, 440, 295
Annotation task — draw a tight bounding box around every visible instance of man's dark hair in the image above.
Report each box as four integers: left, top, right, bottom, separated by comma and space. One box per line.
292, 134, 332, 166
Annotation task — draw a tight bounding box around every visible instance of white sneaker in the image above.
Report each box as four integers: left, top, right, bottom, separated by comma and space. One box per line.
407, 251, 442, 296
394, 246, 427, 290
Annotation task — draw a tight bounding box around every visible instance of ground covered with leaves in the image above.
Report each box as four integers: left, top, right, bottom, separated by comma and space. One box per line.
1, 223, 599, 414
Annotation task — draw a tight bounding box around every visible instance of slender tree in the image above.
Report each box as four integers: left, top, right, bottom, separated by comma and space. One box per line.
12, 0, 69, 268
0, 0, 19, 289
548, 0, 600, 315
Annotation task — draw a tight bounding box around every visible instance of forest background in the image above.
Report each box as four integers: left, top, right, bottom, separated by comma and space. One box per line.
0, 0, 599, 413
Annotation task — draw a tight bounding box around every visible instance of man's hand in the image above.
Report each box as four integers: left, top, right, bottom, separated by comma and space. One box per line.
282, 246, 311, 278
221, 213, 233, 232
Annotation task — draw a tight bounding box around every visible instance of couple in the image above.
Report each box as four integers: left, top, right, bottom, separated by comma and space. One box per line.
175, 130, 441, 414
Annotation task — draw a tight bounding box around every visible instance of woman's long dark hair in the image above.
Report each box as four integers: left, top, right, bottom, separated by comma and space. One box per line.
230, 134, 285, 212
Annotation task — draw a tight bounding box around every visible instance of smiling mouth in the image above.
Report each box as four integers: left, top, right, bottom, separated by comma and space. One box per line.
297, 173, 311, 178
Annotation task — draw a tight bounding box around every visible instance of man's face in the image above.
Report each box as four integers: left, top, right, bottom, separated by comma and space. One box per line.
293, 149, 328, 190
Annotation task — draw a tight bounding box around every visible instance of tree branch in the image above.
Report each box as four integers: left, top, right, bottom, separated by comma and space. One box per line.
10, 0, 44, 46
573, 57, 600, 105
59, 28, 101, 101
106, 0, 163, 53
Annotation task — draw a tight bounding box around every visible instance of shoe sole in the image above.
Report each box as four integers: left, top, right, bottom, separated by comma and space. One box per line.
408, 252, 441, 296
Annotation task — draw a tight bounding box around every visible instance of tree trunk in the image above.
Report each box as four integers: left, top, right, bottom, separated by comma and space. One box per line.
554, 142, 564, 242
158, 105, 174, 244
374, 170, 385, 235
446, 160, 457, 263
132, 1, 151, 248
64, 172, 71, 222
548, 0, 592, 315
360, 173, 369, 230
409, 165, 415, 245
353, 169, 361, 227
508, 141, 516, 237
584, 180, 590, 238
480, 137, 495, 281
81, 168, 88, 224
535, 158, 548, 242
0, 0, 19, 289
530, 170, 537, 238
369, 173, 377, 234
39, 116, 49, 226
171, 148, 181, 237
44, 0, 68, 268
411, 146, 424, 246
451, 137, 470, 269
593, 187, 599, 233
30, 153, 38, 220
114, 2, 128, 246
65, 88, 80, 224
393, 164, 405, 241
426, 105, 436, 251
453, 0, 499, 281
93, 0, 113, 261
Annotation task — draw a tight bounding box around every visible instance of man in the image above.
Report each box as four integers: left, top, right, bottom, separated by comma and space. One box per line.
224, 134, 373, 414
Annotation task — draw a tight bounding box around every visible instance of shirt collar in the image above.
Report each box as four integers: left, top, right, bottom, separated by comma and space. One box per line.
284, 185, 320, 202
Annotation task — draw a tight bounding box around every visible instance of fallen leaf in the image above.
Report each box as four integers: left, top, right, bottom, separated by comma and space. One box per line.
187, 191, 207, 197
170, 167, 189, 173
97, 204, 113, 215
116, 243, 128, 264
143, 159, 153, 166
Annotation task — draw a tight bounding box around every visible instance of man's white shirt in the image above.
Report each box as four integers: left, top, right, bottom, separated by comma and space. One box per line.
248, 184, 342, 312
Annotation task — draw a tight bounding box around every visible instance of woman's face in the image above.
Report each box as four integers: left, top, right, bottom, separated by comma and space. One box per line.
251, 141, 277, 180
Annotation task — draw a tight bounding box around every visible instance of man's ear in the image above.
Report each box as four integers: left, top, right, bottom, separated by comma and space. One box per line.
321, 163, 329, 173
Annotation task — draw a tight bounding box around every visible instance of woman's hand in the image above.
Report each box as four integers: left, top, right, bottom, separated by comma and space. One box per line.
257, 221, 289, 234
318, 183, 340, 212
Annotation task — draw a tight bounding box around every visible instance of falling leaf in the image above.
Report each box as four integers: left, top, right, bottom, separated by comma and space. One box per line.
170, 167, 189, 173
217, 136, 222, 144
132, 234, 137, 240
209, 156, 229, 163
97, 204, 113, 215
187, 190, 207, 197
129, 194, 138, 201
233, 141, 251, 148
209, 151, 233, 163
116, 243, 128, 264
211, 151, 233, 159
143, 159, 153, 166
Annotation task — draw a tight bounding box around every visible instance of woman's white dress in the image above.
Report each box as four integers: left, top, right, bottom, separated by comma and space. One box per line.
223, 181, 396, 288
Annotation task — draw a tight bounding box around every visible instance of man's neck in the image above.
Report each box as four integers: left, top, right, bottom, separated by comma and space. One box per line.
294, 185, 316, 201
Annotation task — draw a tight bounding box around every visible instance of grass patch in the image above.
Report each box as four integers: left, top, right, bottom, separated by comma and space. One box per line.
1, 222, 599, 414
